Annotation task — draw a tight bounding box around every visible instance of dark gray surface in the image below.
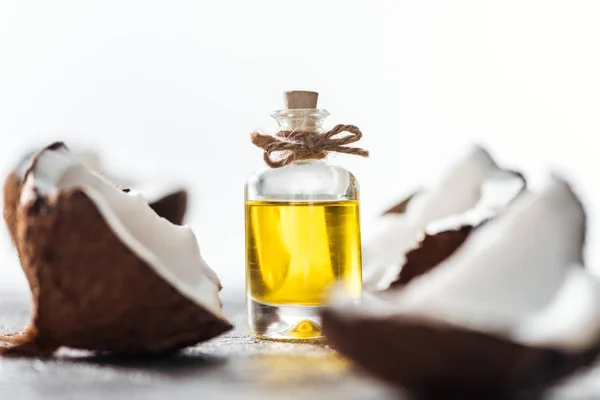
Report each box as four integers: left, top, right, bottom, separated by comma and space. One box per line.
0, 291, 399, 400
0, 291, 598, 400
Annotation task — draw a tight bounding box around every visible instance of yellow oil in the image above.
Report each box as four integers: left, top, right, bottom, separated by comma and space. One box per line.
245, 200, 362, 306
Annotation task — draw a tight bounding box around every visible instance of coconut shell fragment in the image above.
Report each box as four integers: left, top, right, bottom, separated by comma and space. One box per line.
322, 309, 600, 398
1, 143, 232, 357
362, 146, 526, 291
323, 177, 600, 397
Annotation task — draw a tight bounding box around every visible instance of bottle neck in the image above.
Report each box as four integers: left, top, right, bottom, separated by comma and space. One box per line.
290, 159, 325, 166
271, 109, 330, 132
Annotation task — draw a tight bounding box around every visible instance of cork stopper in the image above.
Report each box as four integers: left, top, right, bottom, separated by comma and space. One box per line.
285, 91, 319, 109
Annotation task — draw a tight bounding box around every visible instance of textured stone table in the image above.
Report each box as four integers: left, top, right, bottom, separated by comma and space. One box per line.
0, 290, 598, 400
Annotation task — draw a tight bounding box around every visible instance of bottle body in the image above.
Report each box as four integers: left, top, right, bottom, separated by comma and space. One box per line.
245, 161, 363, 340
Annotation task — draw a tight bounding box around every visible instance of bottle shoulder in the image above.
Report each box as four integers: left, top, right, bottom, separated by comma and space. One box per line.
246, 162, 358, 202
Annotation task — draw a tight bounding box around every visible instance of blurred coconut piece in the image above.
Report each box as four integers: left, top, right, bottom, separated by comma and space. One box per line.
392, 178, 584, 322
323, 178, 600, 396
3, 148, 188, 245
388, 165, 526, 288
0, 143, 232, 357
363, 145, 525, 291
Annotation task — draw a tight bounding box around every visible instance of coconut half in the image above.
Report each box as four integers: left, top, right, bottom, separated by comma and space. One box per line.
323, 177, 600, 396
362, 145, 525, 291
0, 142, 232, 357
3, 147, 189, 245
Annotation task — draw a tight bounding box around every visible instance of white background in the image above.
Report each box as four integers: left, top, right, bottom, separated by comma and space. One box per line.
1, 1, 600, 298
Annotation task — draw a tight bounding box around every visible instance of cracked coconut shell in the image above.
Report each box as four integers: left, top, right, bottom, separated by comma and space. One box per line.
323, 178, 600, 397
322, 303, 600, 399
0, 143, 232, 357
387, 163, 525, 288
3, 147, 189, 246
362, 145, 526, 291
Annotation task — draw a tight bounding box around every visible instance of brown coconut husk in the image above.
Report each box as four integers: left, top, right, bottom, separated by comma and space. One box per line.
1, 187, 231, 357
321, 309, 600, 398
148, 190, 188, 226
388, 225, 475, 288
3, 171, 20, 246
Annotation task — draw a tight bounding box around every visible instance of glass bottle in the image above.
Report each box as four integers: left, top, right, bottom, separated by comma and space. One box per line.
245, 91, 363, 341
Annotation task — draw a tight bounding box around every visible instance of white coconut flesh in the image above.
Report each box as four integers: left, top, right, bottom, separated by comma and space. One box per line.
513, 266, 600, 351
131, 180, 187, 205
426, 167, 525, 235
19, 145, 227, 321
339, 177, 599, 353
16, 148, 186, 206
362, 145, 524, 290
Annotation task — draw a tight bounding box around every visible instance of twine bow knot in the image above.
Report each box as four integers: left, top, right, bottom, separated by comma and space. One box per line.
250, 124, 369, 168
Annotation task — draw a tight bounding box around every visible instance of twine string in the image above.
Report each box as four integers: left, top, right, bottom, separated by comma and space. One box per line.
250, 124, 369, 168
